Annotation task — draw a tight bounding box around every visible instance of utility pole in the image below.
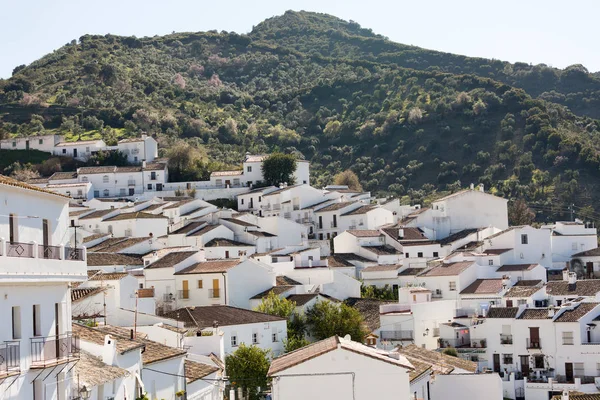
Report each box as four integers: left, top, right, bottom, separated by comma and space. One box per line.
134, 290, 139, 339
571, 203, 575, 222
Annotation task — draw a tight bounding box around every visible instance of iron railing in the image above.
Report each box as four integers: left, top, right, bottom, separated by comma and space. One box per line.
0, 341, 20, 376
163, 293, 175, 302
64, 247, 85, 261
500, 334, 513, 344
128, 180, 136, 186
39, 245, 61, 260
209, 289, 221, 299
380, 330, 414, 341
526, 338, 541, 349
178, 290, 189, 300
7, 242, 34, 258
31, 333, 79, 367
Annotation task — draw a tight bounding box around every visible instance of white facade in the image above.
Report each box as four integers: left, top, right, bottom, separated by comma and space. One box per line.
0, 134, 62, 152
116, 135, 158, 164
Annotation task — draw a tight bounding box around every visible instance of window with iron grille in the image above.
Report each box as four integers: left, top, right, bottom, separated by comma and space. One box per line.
449, 281, 456, 291
231, 335, 237, 347
562, 331, 574, 345
503, 354, 513, 364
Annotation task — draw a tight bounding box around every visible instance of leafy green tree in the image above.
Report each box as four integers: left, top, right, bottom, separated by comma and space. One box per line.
255, 291, 306, 342
333, 170, 363, 191
87, 150, 129, 167
166, 142, 202, 181
225, 344, 270, 400
283, 336, 310, 353
261, 153, 297, 186
508, 199, 535, 226
305, 301, 366, 342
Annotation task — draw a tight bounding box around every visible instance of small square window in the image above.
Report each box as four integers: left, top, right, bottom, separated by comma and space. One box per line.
433, 252, 439, 257
405, 253, 409, 258
252, 332, 259, 344
489, 260, 494, 266
417, 252, 423, 258
521, 234, 528, 244
147, 184, 152, 190
62, 149, 66, 154
247, 166, 252, 172
231, 335, 238, 347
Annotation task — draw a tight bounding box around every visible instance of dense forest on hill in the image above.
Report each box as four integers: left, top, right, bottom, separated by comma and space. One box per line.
1, 10, 600, 223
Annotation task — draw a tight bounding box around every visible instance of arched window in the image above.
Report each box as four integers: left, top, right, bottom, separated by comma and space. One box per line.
103, 175, 109, 183
103, 189, 109, 197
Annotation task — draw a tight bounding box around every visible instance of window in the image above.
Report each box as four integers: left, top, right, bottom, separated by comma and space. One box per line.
562, 331, 574, 345
39, 139, 43, 145
596, 362, 600, 376
272, 331, 278, 342
103, 175, 109, 183
303, 180, 307, 184
533, 355, 544, 369
151, 172, 156, 180
557, 300, 562, 306
247, 166, 252, 172
417, 252, 423, 258
433, 252, 439, 257
77, 190, 83, 196
258, 196, 262, 202
62, 149, 66, 154
517, 299, 527, 306
12, 141, 16, 147
33, 304, 41, 336
139, 283, 144, 289
413, 295, 417, 302
449, 281, 456, 291
198, 280, 203, 289
241, 199, 244, 205
318, 233, 323, 240
574, 362, 585, 377
12, 306, 21, 339
103, 189, 109, 197
216, 179, 222, 187
521, 234, 528, 244
405, 253, 410, 258
487, 260, 494, 266
503, 354, 513, 364
231, 335, 238, 347
94, 190, 99, 197
82, 176, 88, 182
119, 188, 126, 196
9, 213, 17, 243
147, 184, 152, 190
252, 332, 259, 344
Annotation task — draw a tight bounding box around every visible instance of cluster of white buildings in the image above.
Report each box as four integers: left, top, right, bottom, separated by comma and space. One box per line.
3, 145, 600, 400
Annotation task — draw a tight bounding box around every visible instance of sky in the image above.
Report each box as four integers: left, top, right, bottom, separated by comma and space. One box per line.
1, 0, 599, 79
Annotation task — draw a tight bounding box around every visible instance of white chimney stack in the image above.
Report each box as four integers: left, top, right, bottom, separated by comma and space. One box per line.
470, 183, 474, 190
568, 272, 577, 285
562, 390, 569, 400
142, 160, 147, 168
398, 228, 405, 239
562, 269, 570, 282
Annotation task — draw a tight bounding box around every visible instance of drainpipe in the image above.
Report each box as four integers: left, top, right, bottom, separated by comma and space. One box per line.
221, 272, 227, 304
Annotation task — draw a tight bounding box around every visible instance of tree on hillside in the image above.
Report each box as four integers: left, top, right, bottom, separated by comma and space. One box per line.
225, 344, 270, 400
305, 301, 366, 342
508, 199, 535, 226
166, 142, 202, 182
261, 153, 297, 186
333, 170, 363, 191
255, 291, 306, 350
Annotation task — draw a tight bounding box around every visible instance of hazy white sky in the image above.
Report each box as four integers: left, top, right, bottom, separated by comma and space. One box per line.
1, 0, 599, 79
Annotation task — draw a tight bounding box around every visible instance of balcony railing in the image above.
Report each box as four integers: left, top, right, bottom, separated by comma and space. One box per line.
31, 333, 79, 367
330, 222, 337, 228
526, 338, 541, 349
555, 375, 596, 384
163, 293, 175, 302
380, 330, 414, 341
39, 245, 61, 260
0, 341, 20, 376
302, 217, 312, 224
64, 247, 85, 261
500, 334, 513, 344
128, 180, 136, 186
209, 289, 221, 299
7, 242, 34, 258
178, 290, 189, 300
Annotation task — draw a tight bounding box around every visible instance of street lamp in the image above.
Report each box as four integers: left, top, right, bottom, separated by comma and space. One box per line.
80, 385, 91, 400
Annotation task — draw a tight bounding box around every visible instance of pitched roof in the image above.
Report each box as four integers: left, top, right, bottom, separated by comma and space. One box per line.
104, 212, 167, 221
79, 209, 115, 220
97, 325, 186, 365
249, 286, 295, 300
554, 303, 600, 322
170, 221, 206, 235
395, 344, 477, 373
345, 297, 394, 332
82, 233, 108, 243
518, 309, 552, 320
480, 248, 512, 255
573, 247, 600, 257
87, 237, 149, 253
496, 264, 538, 272
210, 170, 243, 177
363, 245, 402, 255
437, 228, 480, 246
164, 306, 285, 329
341, 205, 377, 216
88, 272, 130, 281
346, 230, 383, 238
268, 335, 414, 376
460, 279, 504, 295
185, 359, 220, 384
174, 259, 241, 275
398, 268, 425, 276
221, 218, 258, 227
74, 351, 130, 389
486, 307, 519, 319
286, 293, 320, 306
551, 392, 600, 400
504, 280, 543, 298
73, 324, 145, 354
419, 261, 474, 277
0, 175, 71, 199
362, 264, 401, 273
204, 238, 253, 247
162, 199, 195, 210
78, 166, 117, 174
327, 253, 372, 268
145, 251, 198, 269
384, 227, 429, 242
71, 287, 104, 302
314, 201, 356, 213
546, 280, 600, 296
87, 253, 143, 267
189, 224, 222, 236
49, 171, 78, 180
276, 276, 302, 286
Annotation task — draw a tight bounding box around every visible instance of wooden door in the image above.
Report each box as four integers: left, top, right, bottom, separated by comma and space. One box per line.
212, 279, 220, 299
529, 327, 540, 348
565, 363, 574, 382
587, 262, 594, 278
520, 355, 530, 376
493, 354, 500, 373
506, 300, 513, 307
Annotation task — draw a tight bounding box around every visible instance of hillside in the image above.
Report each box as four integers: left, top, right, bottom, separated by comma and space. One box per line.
1, 10, 600, 223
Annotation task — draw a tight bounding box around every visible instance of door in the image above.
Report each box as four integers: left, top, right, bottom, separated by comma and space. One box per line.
506, 300, 513, 307
156, 183, 163, 191
587, 262, 594, 278
212, 279, 220, 299
73, 148, 78, 158
529, 327, 540, 348
565, 363, 574, 382
493, 354, 501, 373
25, 140, 29, 150
225, 250, 230, 258
225, 180, 231, 187
333, 215, 337, 228
129, 188, 135, 196
318, 216, 323, 229
42, 219, 50, 258
520, 355, 530, 376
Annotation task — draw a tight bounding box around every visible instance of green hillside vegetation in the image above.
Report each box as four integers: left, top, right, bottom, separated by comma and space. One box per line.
0, 10, 599, 223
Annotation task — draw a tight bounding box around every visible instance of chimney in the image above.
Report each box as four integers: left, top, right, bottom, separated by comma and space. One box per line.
142, 160, 147, 168
102, 335, 118, 366
141, 134, 147, 139
398, 228, 404, 239
279, 183, 284, 189
478, 183, 484, 192
568, 272, 577, 291
548, 308, 556, 318
470, 183, 474, 190
563, 269, 570, 282
562, 390, 569, 400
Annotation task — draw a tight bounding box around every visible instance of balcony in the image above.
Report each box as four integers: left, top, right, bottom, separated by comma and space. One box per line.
128, 180, 136, 186
6, 241, 34, 258
0, 341, 20, 377
330, 222, 337, 228
500, 334, 513, 344
302, 217, 312, 224
64, 247, 85, 261
30, 333, 79, 368
209, 289, 221, 299
178, 290, 189, 300
137, 288, 155, 298
163, 293, 175, 302
526, 338, 541, 349
380, 330, 414, 341
39, 245, 61, 260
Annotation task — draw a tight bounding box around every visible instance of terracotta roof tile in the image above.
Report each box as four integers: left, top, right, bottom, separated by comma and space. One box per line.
504, 280, 543, 298
341, 205, 377, 216
88, 272, 130, 281
346, 230, 383, 237
74, 351, 130, 390
486, 307, 519, 319
362, 264, 401, 273
460, 279, 503, 295
314, 201, 357, 213
276, 276, 302, 286
573, 248, 600, 257
104, 212, 167, 221
71, 287, 104, 302
345, 297, 394, 332
0, 175, 71, 199
74, 324, 144, 354
554, 303, 600, 322
87, 253, 143, 267
546, 280, 600, 296
185, 359, 220, 384
174, 259, 241, 274
395, 344, 477, 373
419, 262, 474, 277
146, 251, 198, 269
518, 309, 552, 320
250, 286, 294, 300
164, 305, 285, 329
204, 238, 253, 247
496, 264, 538, 272
363, 245, 402, 255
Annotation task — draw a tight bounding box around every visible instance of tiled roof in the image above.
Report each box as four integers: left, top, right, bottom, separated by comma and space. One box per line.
551, 392, 600, 400
73, 324, 145, 354
480, 248, 512, 255
104, 212, 167, 221
70, 209, 93, 217
276, 276, 302, 286
185, 359, 220, 384
170, 221, 206, 235
78, 166, 117, 174
345, 297, 394, 332
145, 251, 198, 269
210, 170, 243, 177
518, 309, 552, 320
485, 226, 525, 240
87, 253, 143, 267
314, 201, 356, 213
97, 325, 186, 365
0, 174, 70, 198
118, 137, 145, 143
49, 171, 78, 180
546, 280, 600, 296
248, 231, 276, 238
362, 264, 401, 273
245, 154, 267, 162
504, 280, 543, 298
363, 245, 402, 255
573, 248, 600, 257
164, 305, 285, 329
286, 293, 320, 306
74, 351, 130, 390
327, 253, 372, 268
81, 233, 109, 244
56, 140, 101, 147
180, 206, 208, 217
163, 199, 195, 210
341, 205, 377, 216
496, 264, 538, 272
88, 237, 150, 253
383, 226, 428, 242
398, 268, 425, 276
437, 228, 480, 246
71, 287, 104, 302
460, 279, 503, 295
554, 303, 600, 322
486, 307, 519, 319
79, 209, 115, 220
174, 259, 241, 275
88, 272, 130, 281
221, 218, 258, 227
189, 224, 222, 236
395, 344, 477, 373
268, 335, 414, 376
204, 238, 253, 247
346, 230, 383, 238
419, 262, 474, 277
249, 286, 295, 300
